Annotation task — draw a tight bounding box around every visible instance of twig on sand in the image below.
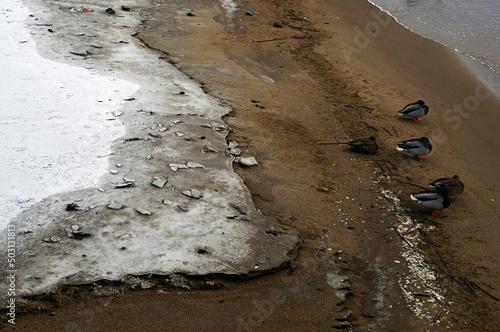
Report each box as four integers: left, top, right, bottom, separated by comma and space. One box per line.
383, 127, 393, 136
317, 142, 348, 145
470, 281, 499, 301
393, 226, 413, 248
255, 37, 289, 43
396, 179, 427, 190
375, 160, 385, 173
391, 125, 399, 137
435, 247, 447, 266
383, 158, 399, 170
435, 280, 451, 322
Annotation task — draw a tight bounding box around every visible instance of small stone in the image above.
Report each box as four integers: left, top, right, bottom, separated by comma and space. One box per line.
112, 111, 122, 117
190, 189, 203, 199
186, 12, 195, 17
186, 162, 205, 168
238, 157, 258, 166
115, 182, 134, 188
169, 163, 188, 171
135, 208, 151, 216
183, 189, 202, 199
43, 236, 61, 243
178, 204, 189, 212
109, 169, 118, 174
273, 21, 283, 28
116, 163, 122, 167
163, 199, 173, 205
175, 133, 184, 137
107, 202, 123, 210
227, 140, 239, 149
152, 177, 168, 188
202, 145, 218, 153
229, 148, 242, 156
146, 155, 153, 160
159, 127, 168, 132
245, 11, 253, 16
232, 204, 247, 215
105, 8, 115, 15
66, 203, 81, 211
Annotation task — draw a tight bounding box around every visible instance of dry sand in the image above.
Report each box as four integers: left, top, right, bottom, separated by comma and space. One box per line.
5, 0, 500, 331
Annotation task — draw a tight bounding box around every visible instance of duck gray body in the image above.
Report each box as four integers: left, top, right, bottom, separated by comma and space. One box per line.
399, 100, 429, 122
397, 137, 432, 158
428, 175, 465, 197
349, 136, 378, 154
411, 188, 451, 215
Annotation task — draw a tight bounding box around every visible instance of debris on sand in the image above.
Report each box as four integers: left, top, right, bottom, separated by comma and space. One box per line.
107, 202, 123, 210
235, 156, 258, 166
151, 177, 168, 188
135, 207, 152, 216
182, 189, 203, 199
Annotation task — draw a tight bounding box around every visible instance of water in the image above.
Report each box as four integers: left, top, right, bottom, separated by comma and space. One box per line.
368, 0, 500, 75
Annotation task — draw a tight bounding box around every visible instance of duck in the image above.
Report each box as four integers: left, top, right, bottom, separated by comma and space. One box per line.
349, 136, 378, 154
398, 100, 429, 122
411, 187, 451, 215
397, 137, 432, 159
428, 175, 464, 199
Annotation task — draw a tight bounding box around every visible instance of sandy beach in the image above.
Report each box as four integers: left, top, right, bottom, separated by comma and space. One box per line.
2, 0, 499, 331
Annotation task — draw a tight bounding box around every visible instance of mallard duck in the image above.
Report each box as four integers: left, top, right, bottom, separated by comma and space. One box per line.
411, 188, 451, 215
428, 175, 464, 199
397, 137, 432, 159
399, 100, 429, 122
349, 136, 378, 154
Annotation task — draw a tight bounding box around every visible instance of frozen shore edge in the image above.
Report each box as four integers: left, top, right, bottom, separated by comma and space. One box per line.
0, 0, 300, 305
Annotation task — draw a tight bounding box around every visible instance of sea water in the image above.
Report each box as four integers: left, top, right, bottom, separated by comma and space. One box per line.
368, 0, 500, 74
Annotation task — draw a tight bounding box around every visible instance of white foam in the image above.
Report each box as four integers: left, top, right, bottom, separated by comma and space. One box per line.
0, 1, 139, 228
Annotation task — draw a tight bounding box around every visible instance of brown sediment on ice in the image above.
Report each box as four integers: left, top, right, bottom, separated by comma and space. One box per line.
4, 0, 500, 330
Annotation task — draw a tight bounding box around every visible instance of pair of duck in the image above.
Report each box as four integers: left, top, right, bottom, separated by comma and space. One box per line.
411, 175, 465, 215
397, 100, 432, 159
347, 100, 432, 157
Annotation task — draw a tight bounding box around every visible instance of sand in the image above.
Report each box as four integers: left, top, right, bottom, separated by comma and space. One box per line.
4, 0, 499, 330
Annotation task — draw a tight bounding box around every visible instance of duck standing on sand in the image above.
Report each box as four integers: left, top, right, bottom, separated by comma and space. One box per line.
349, 136, 378, 154
428, 175, 465, 199
397, 137, 432, 159
411, 187, 451, 215
399, 100, 429, 122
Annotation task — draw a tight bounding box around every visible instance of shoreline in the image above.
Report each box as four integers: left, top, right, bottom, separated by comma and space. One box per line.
3, 0, 499, 330
366, 0, 500, 77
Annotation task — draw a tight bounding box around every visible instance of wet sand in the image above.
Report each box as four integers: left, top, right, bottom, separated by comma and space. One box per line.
5, 0, 500, 330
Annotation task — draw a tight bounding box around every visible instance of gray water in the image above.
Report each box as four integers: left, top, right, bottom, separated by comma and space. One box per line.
368, 0, 500, 75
